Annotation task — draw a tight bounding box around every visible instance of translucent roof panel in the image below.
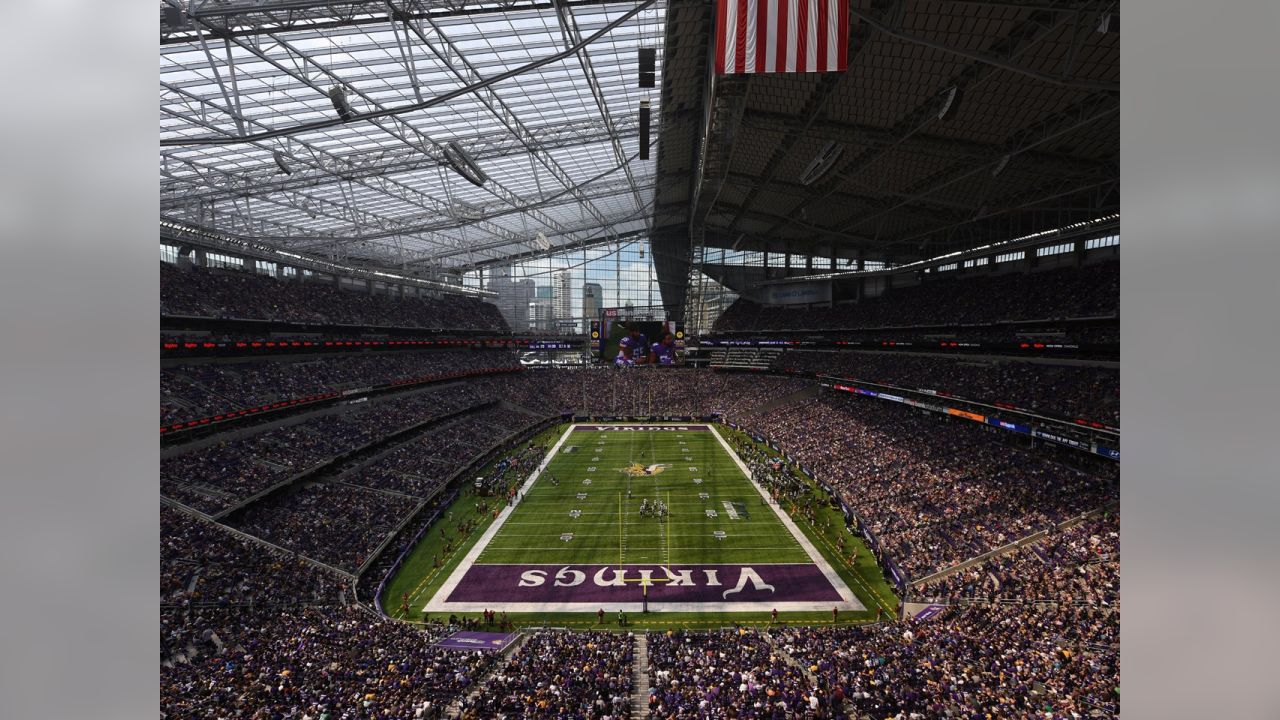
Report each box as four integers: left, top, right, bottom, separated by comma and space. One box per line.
160, 0, 665, 270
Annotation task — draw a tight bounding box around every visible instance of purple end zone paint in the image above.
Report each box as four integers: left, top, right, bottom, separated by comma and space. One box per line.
435, 631, 518, 652
445, 564, 842, 604
572, 425, 710, 432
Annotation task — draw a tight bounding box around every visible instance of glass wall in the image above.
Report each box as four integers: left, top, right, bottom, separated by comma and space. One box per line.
462, 237, 661, 334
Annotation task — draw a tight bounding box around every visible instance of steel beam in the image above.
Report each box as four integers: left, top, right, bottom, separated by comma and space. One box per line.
551, 0, 648, 212
749, 6, 1076, 241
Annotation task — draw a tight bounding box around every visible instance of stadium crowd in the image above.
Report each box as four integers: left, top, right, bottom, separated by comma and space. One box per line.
646, 628, 846, 719
714, 261, 1118, 332
458, 631, 634, 719
161, 384, 499, 513
918, 513, 1119, 605
162, 349, 520, 426
161, 506, 346, 608
217, 405, 541, 572
159, 353, 1118, 720
161, 605, 494, 720
741, 394, 1117, 580
231, 482, 420, 573
774, 603, 1118, 719
775, 351, 1119, 425
343, 406, 543, 498
467, 367, 809, 421
161, 261, 509, 331
164, 358, 811, 432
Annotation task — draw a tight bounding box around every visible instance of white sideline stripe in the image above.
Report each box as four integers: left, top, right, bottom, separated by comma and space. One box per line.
464, 562, 820, 566
706, 424, 864, 611
425, 423, 576, 611
479, 546, 805, 552
429, 600, 853, 613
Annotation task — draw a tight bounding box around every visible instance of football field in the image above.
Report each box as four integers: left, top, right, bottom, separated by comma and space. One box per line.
424, 423, 863, 613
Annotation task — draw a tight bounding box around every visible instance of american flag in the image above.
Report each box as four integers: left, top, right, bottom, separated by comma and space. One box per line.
715, 0, 849, 75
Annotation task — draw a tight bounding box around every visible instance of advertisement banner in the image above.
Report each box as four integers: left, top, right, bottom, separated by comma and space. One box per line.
886, 560, 906, 589
1094, 444, 1120, 460
905, 399, 946, 413
988, 417, 1032, 434
761, 280, 832, 306
1032, 428, 1086, 449
946, 408, 986, 423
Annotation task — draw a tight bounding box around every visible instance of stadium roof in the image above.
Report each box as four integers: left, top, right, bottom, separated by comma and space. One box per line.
160, 0, 667, 272
159, 0, 1119, 317
650, 0, 1119, 315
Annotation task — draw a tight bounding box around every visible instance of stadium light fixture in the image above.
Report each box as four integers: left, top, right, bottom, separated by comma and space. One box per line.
442, 141, 488, 187
991, 154, 1010, 178
799, 141, 843, 186
328, 85, 354, 122
272, 149, 293, 175
938, 85, 962, 121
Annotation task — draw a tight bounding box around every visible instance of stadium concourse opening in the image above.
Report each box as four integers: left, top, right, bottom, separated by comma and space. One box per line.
161, 0, 1119, 717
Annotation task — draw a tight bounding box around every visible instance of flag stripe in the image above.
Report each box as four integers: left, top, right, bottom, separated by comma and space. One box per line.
795, 0, 808, 73
765, 0, 779, 73
785, 0, 797, 72
735, 0, 749, 74
715, 0, 729, 74
716, 0, 848, 75
815, 0, 827, 74
773, 0, 783, 71
837, 0, 848, 71
826, 0, 838, 71
806, 0, 818, 71
754, 0, 769, 73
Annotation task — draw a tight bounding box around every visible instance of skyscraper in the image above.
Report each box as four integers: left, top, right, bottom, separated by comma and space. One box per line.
552, 270, 572, 324
528, 295, 553, 332
487, 266, 535, 330
582, 282, 603, 334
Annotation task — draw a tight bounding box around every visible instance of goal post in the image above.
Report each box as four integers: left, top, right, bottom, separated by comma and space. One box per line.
666, 489, 672, 572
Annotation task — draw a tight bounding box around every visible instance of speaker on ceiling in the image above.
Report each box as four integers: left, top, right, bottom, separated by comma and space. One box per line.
639, 100, 651, 160
639, 48, 656, 88
163, 6, 186, 29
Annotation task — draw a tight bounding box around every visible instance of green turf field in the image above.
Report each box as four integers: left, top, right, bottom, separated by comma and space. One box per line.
476, 426, 809, 566
381, 422, 899, 629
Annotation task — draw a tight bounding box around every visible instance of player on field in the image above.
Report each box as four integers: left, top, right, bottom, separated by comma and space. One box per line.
615, 324, 647, 366
649, 332, 678, 366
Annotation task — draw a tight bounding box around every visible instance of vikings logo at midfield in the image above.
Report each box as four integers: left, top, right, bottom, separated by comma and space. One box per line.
623, 462, 670, 477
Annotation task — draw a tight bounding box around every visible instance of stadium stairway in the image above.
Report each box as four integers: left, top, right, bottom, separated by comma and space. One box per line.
763, 632, 862, 720
744, 382, 818, 418
908, 500, 1119, 590
630, 633, 650, 719
445, 631, 530, 719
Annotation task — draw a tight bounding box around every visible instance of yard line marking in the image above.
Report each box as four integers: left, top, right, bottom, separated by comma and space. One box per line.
707, 424, 863, 610
423, 423, 576, 611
